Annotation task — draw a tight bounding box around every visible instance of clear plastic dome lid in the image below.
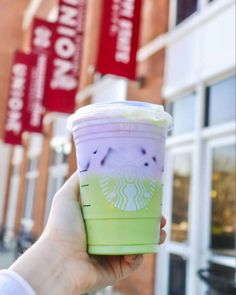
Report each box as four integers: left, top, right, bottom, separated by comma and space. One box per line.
67, 101, 172, 131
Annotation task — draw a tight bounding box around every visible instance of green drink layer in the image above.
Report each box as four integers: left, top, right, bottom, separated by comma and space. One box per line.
80, 175, 163, 219
80, 175, 163, 254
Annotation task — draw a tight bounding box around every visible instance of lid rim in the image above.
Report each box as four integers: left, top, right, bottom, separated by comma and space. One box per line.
67, 101, 172, 131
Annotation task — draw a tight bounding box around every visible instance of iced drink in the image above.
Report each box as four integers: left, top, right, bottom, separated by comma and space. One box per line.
68, 101, 172, 255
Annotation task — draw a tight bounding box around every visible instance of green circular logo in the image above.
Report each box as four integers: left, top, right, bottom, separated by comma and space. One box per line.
101, 167, 155, 211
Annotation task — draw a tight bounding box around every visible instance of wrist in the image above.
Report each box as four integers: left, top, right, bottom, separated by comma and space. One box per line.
9, 235, 77, 295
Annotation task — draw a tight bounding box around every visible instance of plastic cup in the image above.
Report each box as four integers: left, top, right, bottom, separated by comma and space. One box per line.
68, 101, 172, 255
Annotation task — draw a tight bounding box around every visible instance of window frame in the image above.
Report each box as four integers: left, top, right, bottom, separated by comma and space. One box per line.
167, 90, 197, 137
156, 144, 195, 295
168, 0, 234, 37
169, 0, 202, 30
175, 0, 199, 25
201, 135, 236, 269
204, 74, 236, 128
156, 70, 236, 295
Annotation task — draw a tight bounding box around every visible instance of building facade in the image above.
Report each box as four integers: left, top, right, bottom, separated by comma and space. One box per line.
155, 0, 236, 295
0, 0, 235, 295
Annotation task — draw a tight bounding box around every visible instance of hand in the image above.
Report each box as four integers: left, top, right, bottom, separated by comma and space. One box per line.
10, 172, 167, 295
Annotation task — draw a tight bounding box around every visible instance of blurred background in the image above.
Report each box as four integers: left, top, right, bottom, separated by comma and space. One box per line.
0, 0, 235, 294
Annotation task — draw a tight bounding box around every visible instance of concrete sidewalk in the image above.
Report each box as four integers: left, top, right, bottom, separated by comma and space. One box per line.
0, 245, 15, 269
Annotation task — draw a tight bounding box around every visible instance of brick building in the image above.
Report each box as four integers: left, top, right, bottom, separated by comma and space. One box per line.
0, 1, 235, 295
0, 1, 168, 294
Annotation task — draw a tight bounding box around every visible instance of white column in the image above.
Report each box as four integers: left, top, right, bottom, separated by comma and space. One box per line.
5, 147, 23, 241
0, 143, 11, 226
92, 76, 128, 103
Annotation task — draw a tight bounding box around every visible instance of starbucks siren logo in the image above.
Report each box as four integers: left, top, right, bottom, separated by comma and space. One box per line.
101, 167, 155, 211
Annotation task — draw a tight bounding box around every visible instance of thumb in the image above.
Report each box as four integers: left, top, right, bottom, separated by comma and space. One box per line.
56, 171, 81, 201
44, 171, 85, 242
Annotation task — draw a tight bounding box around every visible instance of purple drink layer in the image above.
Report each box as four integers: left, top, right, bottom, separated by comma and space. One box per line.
74, 122, 166, 182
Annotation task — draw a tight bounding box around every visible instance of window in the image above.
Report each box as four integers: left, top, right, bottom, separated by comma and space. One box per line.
171, 154, 192, 243
176, 0, 198, 25
205, 76, 236, 127
210, 145, 235, 255
168, 254, 187, 295
169, 93, 196, 136
157, 75, 235, 295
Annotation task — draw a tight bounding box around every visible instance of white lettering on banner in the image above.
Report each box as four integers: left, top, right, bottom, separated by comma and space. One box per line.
115, 19, 133, 63
33, 26, 52, 49
13, 64, 26, 76
57, 26, 76, 38
35, 55, 47, 100
51, 59, 77, 90
6, 64, 27, 133
51, 0, 85, 91
55, 37, 76, 59
110, 0, 120, 35
120, 0, 135, 18
62, 0, 78, 5
59, 5, 77, 27
8, 97, 23, 110
63, 0, 85, 5
29, 55, 47, 127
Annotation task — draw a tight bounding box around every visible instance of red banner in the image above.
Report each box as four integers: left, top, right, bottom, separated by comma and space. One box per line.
97, 0, 142, 80
28, 18, 56, 132
3, 52, 36, 145
44, 0, 86, 114
31, 18, 55, 53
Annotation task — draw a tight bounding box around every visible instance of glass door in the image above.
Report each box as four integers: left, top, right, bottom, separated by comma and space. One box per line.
156, 144, 195, 295
200, 136, 236, 294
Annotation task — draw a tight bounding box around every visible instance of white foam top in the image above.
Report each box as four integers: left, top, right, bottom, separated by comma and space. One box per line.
67, 101, 172, 131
